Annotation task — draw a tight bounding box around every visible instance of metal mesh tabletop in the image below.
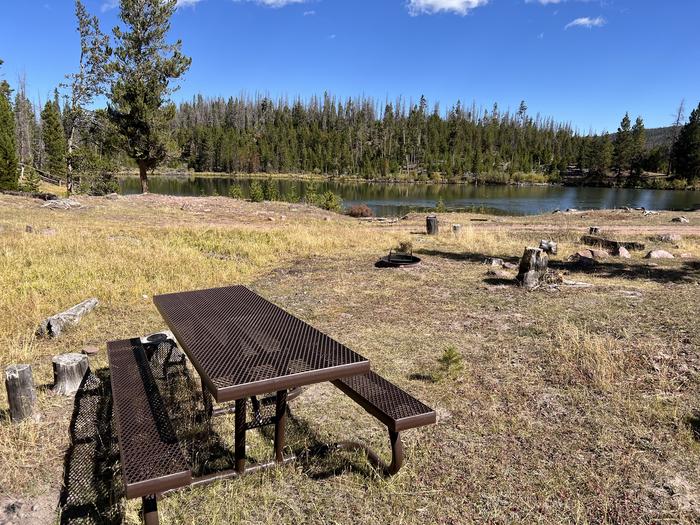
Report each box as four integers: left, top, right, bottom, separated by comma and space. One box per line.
154, 285, 370, 402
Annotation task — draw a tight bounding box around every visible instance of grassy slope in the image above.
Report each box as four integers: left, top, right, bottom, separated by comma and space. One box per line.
0, 193, 699, 524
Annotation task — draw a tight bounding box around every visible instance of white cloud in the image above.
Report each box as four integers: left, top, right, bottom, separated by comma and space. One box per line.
565, 16, 606, 29
176, 0, 203, 7
303, 10, 316, 16
407, 0, 489, 16
235, 0, 309, 7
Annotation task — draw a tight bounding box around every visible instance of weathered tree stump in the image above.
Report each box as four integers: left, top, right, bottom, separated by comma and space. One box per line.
452, 224, 462, 237
426, 215, 439, 235
52, 353, 89, 396
539, 239, 558, 255
589, 227, 600, 235
37, 298, 98, 338
517, 247, 549, 289
5, 365, 37, 422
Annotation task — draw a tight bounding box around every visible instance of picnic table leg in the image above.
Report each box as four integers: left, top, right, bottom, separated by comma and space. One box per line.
202, 382, 213, 420
274, 390, 287, 463
235, 398, 247, 473
388, 430, 404, 475
142, 495, 159, 525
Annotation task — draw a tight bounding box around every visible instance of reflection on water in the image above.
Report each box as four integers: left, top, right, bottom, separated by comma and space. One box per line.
118, 175, 699, 217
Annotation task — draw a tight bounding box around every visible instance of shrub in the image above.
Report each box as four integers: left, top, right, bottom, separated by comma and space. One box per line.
282, 184, 299, 203
435, 197, 447, 213
396, 240, 413, 253
318, 191, 343, 212
18, 167, 41, 193
437, 346, 463, 379
249, 181, 264, 202
346, 204, 373, 218
228, 184, 243, 199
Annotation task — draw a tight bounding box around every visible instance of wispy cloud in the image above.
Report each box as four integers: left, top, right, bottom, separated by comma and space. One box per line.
303, 10, 316, 16
407, 0, 489, 16
565, 16, 606, 29
234, 0, 310, 7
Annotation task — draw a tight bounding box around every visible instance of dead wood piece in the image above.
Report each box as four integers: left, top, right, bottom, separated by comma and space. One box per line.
52, 353, 89, 396
37, 298, 99, 338
539, 239, 558, 255
517, 247, 549, 289
581, 235, 645, 252
4, 365, 37, 422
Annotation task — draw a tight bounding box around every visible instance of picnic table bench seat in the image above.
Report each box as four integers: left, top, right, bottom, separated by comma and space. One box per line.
107, 338, 192, 524
332, 371, 436, 474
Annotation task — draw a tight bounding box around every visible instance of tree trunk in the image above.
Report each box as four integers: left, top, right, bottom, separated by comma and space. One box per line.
139, 162, 149, 193
517, 247, 549, 289
37, 298, 99, 338
66, 126, 75, 195
5, 364, 37, 422
426, 215, 439, 235
52, 353, 89, 396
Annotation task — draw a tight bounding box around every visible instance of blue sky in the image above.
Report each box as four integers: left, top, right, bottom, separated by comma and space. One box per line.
1, 0, 698, 133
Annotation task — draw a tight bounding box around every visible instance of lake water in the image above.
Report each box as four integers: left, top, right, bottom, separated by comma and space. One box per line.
118, 176, 699, 216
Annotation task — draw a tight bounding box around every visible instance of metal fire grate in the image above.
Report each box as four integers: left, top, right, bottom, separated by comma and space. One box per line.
107, 339, 192, 499
154, 286, 370, 402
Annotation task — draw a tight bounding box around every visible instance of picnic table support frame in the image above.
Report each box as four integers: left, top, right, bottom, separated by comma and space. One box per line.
274, 390, 287, 463
235, 398, 247, 473
336, 429, 404, 476
142, 495, 159, 525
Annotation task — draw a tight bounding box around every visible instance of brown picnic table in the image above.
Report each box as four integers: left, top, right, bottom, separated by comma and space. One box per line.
107, 285, 435, 524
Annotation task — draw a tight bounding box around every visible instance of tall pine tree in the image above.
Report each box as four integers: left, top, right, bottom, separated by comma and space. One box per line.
0, 60, 19, 191
41, 98, 68, 180
672, 102, 700, 180
107, 0, 191, 193
613, 113, 633, 173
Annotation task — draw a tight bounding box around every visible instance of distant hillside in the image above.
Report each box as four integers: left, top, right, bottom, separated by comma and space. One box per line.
645, 126, 676, 149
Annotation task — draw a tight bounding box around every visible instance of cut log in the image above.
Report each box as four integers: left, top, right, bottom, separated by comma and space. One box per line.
452, 224, 462, 236
5, 365, 37, 422
581, 235, 645, 252
589, 227, 600, 235
539, 240, 558, 255
517, 247, 549, 289
52, 353, 89, 396
426, 215, 439, 235
37, 298, 98, 338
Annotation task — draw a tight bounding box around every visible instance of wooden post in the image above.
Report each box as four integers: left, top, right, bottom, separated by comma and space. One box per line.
517, 247, 549, 289
37, 298, 99, 338
52, 353, 89, 396
4, 365, 37, 422
426, 215, 439, 235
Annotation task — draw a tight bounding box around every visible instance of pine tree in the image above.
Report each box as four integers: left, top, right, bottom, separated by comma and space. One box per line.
613, 113, 633, 173
41, 99, 68, 180
672, 102, 700, 180
63, 0, 111, 194
107, 0, 191, 193
0, 65, 19, 191
630, 116, 645, 175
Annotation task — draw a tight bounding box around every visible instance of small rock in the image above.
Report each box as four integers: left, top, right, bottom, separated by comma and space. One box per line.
82, 346, 100, 356
680, 253, 693, 259
484, 257, 504, 267
656, 233, 681, 243
671, 216, 689, 223
324, 217, 331, 222
615, 246, 631, 259
25, 225, 34, 233
487, 269, 511, 279
502, 262, 518, 270
105, 193, 119, 200
643, 210, 659, 216
267, 217, 275, 222
566, 208, 578, 213
645, 250, 674, 259
41, 228, 56, 236
280, 215, 287, 221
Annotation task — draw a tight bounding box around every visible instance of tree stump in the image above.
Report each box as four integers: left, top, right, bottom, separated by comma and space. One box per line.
37, 298, 98, 338
426, 215, 439, 235
517, 247, 549, 289
5, 365, 37, 422
589, 226, 600, 235
539, 239, 558, 255
52, 353, 89, 396
452, 224, 462, 237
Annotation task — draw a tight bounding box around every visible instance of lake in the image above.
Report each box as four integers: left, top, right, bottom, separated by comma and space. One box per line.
118, 176, 699, 216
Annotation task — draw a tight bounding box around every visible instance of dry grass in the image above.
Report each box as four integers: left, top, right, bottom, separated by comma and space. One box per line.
0, 192, 699, 524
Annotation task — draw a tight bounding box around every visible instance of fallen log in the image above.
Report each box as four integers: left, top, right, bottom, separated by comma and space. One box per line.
5, 365, 37, 422
581, 235, 645, 252
52, 353, 89, 396
37, 298, 99, 338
